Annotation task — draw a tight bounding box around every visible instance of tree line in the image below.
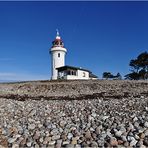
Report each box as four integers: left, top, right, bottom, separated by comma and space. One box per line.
102, 51, 148, 80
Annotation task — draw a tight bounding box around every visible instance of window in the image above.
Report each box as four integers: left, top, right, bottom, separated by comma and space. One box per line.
58, 53, 60, 57
83, 72, 86, 77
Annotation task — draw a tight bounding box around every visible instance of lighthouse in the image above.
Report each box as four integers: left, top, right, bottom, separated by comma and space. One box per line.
50, 30, 67, 80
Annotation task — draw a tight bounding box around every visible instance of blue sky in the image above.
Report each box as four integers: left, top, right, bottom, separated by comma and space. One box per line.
0, 1, 148, 81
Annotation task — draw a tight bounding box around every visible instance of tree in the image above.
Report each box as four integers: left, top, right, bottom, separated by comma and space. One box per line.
102, 72, 112, 79
116, 72, 122, 80
103, 72, 122, 80
125, 51, 148, 80
125, 72, 140, 80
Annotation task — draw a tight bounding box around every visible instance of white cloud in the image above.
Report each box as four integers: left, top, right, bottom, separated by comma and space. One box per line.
0, 73, 16, 77
0, 58, 13, 61
0, 72, 50, 82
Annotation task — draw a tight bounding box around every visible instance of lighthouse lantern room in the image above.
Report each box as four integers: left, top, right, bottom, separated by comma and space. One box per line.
50, 30, 67, 80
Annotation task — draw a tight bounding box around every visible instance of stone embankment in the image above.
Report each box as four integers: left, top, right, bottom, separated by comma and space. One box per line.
0, 80, 148, 147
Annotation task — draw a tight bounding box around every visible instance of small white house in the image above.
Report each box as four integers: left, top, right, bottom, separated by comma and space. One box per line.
56, 65, 98, 80
50, 30, 98, 80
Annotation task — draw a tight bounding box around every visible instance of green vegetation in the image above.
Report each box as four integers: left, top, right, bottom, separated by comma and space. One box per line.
125, 52, 148, 80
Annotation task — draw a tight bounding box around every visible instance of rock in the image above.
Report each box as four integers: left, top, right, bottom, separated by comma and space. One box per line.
130, 137, 137, 146
8, 137, 17, 143
28, 124, 36, 130
0, 137, 8, 147
33, 131, 40, 140
35, 144, 40, 148
144, 121, 148, 128
133, 116, 138, 122
110, 137, 118, 146
63, 141, 70, 145
65, 144, 75, 148
56, 140, 62, 148
91, 112, 97, 117
115, 130, 122, 137
139, 133, 145, 139
26, 141, 32, 147
51, 128, 59, 135
118, 140, 124, 145
95, 127, 101, 135
43, 136, 52, 144
75, 144, 81, 148
39, 137, 44, 143
71, 137, 78, 145
12, 144, 19, 148
61, 133, 67, 141
124, 141, 129, 147
48, 140, 56, 145
90, 141, 98, 147
67, 133, 73, 140
52, 135, 60, 140
143, 137, 148, 146
60, 121, 66, 127
102, 116, 109, 121
38, 124, 43, 128
144, 129, 148, 136
85, 130, 92, 140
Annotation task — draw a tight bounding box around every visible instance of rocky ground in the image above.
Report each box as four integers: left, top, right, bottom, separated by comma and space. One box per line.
0, 80, 148, 147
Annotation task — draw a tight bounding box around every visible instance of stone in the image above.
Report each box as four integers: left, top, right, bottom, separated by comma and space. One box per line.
63, 141, 70, 145
124, 141, 129, 147
144, 129, 148, 136
39, 137, 44, 143
118, 140, 124, 145
90, 141, 98, 147
12, 144, 19, 148
65, 144, 75, 148
35, 144, 40, 148
85, 130, 92, 140
43, 136, 52, 144
48, 140, 56, 145
8, 137, 17, 143
91, 112, 97, 117
102, 116, 109, 121
115, 130, 122, 138
139, 133, 145, 139
0, 137, 8, 147
144, 121, 148, 128
38, 124, 43, 128
33, 131, 40, 140
110, 137, 118, 146
52, 135, 60, 140
51, 128, 59, 135
61, 133, 67, 141
71, 137, 78, 145
26, 141, 32, 147
143, 137, 148, 146
59, 121, 66, 127
130, 137, 137, 146
28, 124, 36, 130
95, 127, 101, 135
67, 133, 73, 140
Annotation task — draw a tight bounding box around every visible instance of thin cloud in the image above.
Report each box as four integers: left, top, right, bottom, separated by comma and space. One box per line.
0, 58, 13, 61
0, 73, 16, 77
0, 72, 49, 82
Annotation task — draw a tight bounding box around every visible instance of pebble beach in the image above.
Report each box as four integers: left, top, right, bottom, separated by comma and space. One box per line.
0, 80, 148, 147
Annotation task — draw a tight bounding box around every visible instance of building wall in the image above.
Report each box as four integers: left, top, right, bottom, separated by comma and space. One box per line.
77, 70, 89, 79
61, 69, 89, 80
51, 47, 66, 80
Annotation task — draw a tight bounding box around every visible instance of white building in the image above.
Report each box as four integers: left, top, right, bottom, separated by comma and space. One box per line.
50, 30, 98, 80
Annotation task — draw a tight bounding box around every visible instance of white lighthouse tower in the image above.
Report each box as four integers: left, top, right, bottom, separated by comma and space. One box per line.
50, 30, 67, 80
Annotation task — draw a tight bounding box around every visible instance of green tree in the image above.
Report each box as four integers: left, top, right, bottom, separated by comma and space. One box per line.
102, 72, 112, 79
116, 72, 122, 80
125, 51, 148, 80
